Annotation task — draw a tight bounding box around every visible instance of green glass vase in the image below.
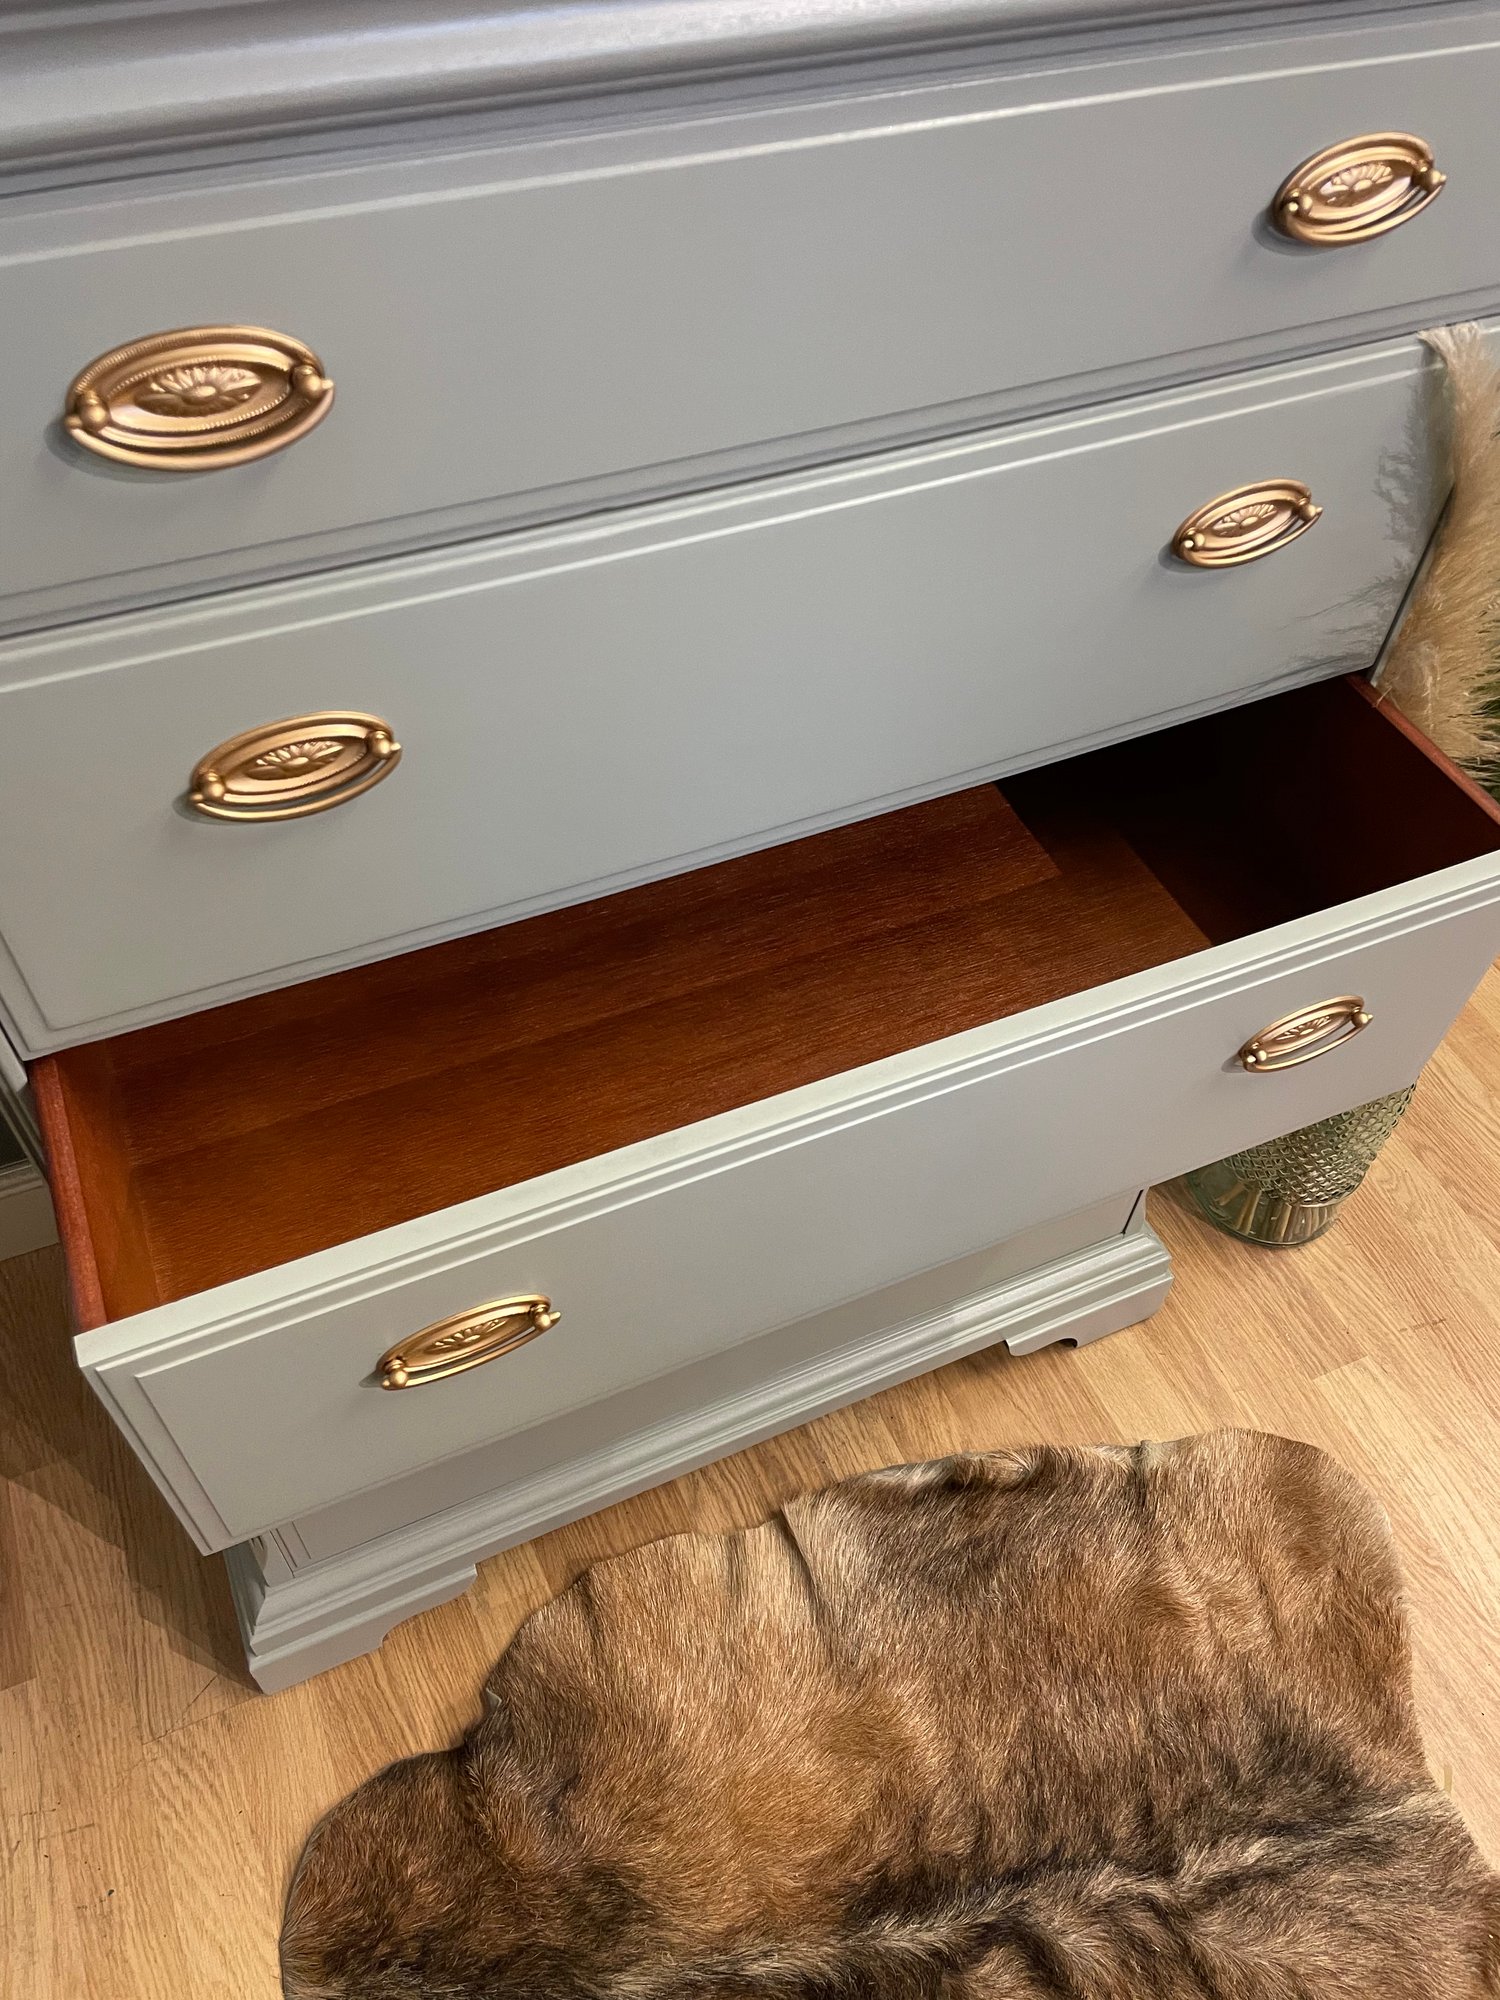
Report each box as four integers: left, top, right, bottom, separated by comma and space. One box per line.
1184, 1085, 1416, 1248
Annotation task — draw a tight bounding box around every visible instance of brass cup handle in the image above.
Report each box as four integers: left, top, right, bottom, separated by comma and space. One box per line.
187, 712, 401, 822
1238, 998, 1372, 1073
1172, 480, 1321, 568
63, 324, 334, 471
378, 1297, 561, 1390
1272, 133, 1445, 246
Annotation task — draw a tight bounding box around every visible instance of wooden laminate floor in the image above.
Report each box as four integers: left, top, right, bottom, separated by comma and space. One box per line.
6, 968, 1500, 1999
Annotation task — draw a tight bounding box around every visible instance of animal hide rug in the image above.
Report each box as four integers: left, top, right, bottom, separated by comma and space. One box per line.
281, 1430, 1499, 1998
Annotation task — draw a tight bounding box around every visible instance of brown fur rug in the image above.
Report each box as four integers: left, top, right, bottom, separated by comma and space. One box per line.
281, 1431, 1499, 1998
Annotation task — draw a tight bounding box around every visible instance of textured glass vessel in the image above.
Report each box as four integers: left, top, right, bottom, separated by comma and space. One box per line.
1185, 1086, 1416, 1247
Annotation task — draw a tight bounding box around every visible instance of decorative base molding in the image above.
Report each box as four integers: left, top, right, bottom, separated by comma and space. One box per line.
224, 1538, 481, 1694
227, 1219, 1172, 1692
0, 1161, 55, 1262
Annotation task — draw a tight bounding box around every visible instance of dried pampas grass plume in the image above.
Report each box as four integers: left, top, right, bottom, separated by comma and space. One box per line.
1375, 322, 1500, 790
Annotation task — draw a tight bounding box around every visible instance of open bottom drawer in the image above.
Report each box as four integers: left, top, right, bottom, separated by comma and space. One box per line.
33, 678, 1500, 1551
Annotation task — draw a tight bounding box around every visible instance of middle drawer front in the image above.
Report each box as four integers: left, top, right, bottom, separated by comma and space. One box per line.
0, 337, 1447, 1048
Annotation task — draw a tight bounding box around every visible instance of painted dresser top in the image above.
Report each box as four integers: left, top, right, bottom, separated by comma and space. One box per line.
1, 0, 1459, 172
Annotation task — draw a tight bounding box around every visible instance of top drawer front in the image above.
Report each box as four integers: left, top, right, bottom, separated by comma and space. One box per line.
4, 7, 1500, 624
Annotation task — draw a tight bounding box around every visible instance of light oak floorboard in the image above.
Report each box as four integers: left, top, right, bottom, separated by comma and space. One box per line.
5, 967, 1500, 1997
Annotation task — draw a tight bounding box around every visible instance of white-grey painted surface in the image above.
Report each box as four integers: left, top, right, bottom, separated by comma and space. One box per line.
2, 7, 1494, 621
0, 1162, 55, 1261
290, 1194, 1141, 1558
14, 0, 1500, 1695
224, 1207, 1171, 1691
2, 1, 1456, 174
0, 1030, 42, 1167
0, 336, 1449, 1049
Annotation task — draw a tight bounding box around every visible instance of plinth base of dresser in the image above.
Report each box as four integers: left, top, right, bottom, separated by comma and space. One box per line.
224, 1196, 1170, 1692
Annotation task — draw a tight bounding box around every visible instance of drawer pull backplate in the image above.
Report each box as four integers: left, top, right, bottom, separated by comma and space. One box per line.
63, 325, 334, 470
378, 1297, 561, 1390
1272, 133, 1445, 245
187, 711, 401, 822
1172, 480, 1321, 568
1238, 997, 1372, 1073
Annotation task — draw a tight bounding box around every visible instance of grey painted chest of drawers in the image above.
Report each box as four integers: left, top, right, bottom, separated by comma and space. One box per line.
4, 0, 1500, 1689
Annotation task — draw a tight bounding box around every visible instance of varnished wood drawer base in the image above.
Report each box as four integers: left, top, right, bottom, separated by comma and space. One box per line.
32, 676, 1500, 1552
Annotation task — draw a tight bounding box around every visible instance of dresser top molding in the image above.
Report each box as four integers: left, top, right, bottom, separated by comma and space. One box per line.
0, 0, 1466, 174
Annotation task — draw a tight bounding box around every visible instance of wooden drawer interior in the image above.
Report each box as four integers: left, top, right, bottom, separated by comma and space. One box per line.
36, 678, 1500, 1329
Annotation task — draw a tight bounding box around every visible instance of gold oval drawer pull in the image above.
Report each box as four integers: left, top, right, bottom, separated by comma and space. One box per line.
1272, 133, 1445, 245
1172, 480, 1321, 568
378, 1297, 561, 1390
1238, 998, 1372, 1073
63, 325, 334, 470
187, 711, 401, 822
